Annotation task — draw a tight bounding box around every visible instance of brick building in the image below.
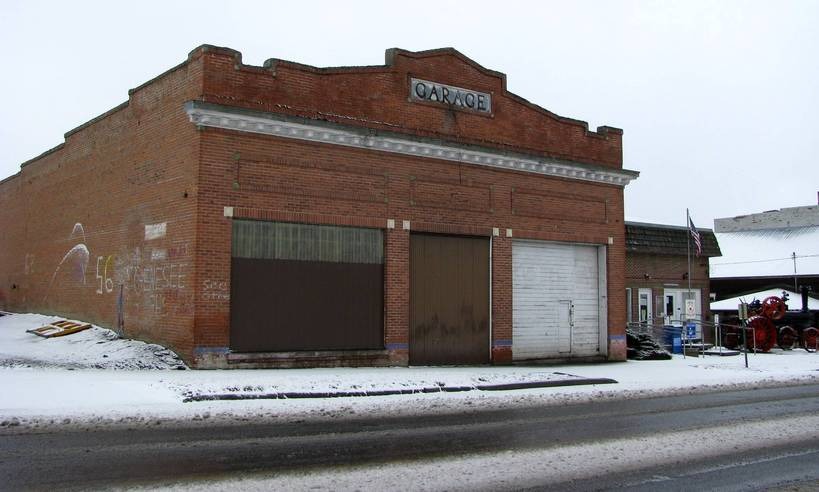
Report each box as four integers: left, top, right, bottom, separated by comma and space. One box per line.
0, 45, 638, 368
625, 222, 721, 341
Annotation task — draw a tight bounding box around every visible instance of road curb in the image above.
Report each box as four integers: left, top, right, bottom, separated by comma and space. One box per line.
182, 377, 618, 403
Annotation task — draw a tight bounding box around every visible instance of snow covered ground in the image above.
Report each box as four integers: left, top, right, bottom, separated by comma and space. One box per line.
0, 313, 186, 370
2, 312, 818, 431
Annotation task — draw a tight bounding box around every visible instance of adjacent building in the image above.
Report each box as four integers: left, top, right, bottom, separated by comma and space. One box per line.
710, 204, 819, 301
625, 222, 721, 341
0, 45, 638, 367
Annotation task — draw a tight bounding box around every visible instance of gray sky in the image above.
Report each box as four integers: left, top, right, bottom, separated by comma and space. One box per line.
1, 0, 817, 227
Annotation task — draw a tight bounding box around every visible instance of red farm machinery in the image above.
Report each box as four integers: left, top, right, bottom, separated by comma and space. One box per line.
720, 287, 818, 353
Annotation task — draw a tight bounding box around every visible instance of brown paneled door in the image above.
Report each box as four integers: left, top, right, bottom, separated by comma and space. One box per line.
410, 234, 490, 365
230, 220, 384, 352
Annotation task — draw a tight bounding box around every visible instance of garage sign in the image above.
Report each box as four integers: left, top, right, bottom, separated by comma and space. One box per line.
410, 78, 491, 113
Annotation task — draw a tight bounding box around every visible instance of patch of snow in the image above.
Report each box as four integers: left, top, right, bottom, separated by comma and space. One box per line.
0, 313, 186, 370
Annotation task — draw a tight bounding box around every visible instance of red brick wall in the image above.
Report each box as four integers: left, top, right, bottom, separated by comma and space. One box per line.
0, 57, 204, 360
196, 46, 623, 169
0, 174, 25, 312
1, 45, 630, 367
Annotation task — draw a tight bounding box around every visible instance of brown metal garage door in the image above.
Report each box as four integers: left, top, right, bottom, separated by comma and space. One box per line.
230, 220, 384, 352
410, 234, 490, 365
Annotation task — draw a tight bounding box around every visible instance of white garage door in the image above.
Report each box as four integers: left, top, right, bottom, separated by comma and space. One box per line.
512, 240, 605, 360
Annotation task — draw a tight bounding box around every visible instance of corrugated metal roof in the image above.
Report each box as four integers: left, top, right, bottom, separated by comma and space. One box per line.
625, 221, 721, 257
710, 226, 819, 278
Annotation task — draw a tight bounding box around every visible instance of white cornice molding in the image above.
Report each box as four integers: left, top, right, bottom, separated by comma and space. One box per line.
185, 104, 638, 187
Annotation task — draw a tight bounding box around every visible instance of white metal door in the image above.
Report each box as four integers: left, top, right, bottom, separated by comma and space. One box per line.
512, 240, 603, 360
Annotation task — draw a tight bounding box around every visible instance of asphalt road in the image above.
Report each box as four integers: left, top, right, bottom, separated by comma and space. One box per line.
545, 441, 819, 492
2, 383, 819, 491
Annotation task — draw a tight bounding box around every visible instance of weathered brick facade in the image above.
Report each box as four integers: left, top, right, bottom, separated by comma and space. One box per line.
0, 45, 637, 367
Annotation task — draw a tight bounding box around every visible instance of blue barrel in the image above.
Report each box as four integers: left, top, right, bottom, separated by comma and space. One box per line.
663, 325, 683, 354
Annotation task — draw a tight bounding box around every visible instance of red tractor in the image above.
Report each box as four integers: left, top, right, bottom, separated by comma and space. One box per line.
722, 289, 818, 353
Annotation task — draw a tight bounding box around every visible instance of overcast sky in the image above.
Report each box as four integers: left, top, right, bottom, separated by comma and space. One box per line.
1, 0, 816, 227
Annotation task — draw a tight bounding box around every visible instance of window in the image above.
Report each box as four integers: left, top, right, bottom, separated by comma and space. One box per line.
665, 294, 675, 317
232, 220, 383, 264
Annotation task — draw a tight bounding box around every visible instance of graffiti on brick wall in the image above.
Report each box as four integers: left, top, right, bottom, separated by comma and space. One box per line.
94, 250, 188, 299
43, 220, 197, 317
126, 261, 187, 293
202, 279, 229, 301
94, 240, 193, 316
24, 254, 35, 275
95, 255, 115, 294
43, 223, 90, 302
129, 254, 191, 315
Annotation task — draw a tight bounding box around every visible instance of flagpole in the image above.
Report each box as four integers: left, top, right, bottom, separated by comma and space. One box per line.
686, 208, 692, 358
686, 209, 692, 302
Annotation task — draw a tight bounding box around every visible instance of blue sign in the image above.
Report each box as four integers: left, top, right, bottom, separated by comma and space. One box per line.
686, 323, 697, 339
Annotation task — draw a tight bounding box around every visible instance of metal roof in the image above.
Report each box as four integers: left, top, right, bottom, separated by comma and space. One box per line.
710, 226, 819, 278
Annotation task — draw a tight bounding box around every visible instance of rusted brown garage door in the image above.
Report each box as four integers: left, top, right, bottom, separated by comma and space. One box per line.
230, 220, 383, 352
410, 234, 490, 365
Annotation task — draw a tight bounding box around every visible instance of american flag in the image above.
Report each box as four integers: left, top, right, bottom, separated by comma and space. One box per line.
688, 215, 702, 257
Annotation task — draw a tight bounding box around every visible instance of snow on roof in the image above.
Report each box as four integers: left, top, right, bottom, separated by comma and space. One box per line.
709, 226, 819, 278
714, 205, 819, 232
710, 288, 819, 311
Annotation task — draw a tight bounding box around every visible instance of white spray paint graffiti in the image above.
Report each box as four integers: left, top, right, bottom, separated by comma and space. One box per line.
126, 262, 187, 293
95, 240, 192, 316
43, 224, 90, 302
95, 255, 115, 294
151, 248, 167, 261
70, 222, 87, 243
24, 254, 35, 275
128, 256, 189, 315
202, 279, 230, 301
44, 220, 194, 316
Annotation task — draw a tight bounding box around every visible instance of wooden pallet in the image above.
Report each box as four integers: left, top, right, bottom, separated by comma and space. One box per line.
26, 320, 91, 338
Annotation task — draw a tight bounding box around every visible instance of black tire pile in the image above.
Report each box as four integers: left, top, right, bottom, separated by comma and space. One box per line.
627, 328, 672, 360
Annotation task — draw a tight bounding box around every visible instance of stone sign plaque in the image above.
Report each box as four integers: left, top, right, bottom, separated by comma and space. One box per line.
410, 78, 491, 114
